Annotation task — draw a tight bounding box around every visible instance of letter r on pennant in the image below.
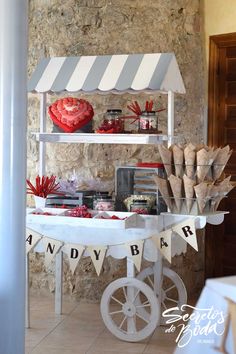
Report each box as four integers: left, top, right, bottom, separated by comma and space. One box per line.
181, 225, 193, 238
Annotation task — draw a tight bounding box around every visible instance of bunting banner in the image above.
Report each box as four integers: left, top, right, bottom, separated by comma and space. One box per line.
87, 245, 107, 276
42, 237, 63, 267
125, 239, 144, 271
25, 217, 199, 271
152, 230, 172, 263
26, 228, 42, 254
63, 243, 85, 274
172, 218, 198, 251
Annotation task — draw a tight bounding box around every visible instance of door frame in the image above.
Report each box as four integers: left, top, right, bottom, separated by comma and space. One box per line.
208, 32, 236, 145
206, 32, 236, 279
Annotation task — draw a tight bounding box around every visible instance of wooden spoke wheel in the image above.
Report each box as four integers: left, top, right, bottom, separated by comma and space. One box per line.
100, 277, 159, 342
137, 266, 187, 325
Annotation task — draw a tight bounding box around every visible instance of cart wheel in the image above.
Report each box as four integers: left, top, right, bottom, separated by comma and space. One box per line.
137, 266, 187, 325
100, 277, 159, 342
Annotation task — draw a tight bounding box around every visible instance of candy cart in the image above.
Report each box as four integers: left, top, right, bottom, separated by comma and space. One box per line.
26, 53, 229, 342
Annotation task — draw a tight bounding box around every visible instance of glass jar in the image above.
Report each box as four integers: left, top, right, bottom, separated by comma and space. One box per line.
139, 111, 158, 133
130, 199, 150, 214
102, 109, 124, 133
93, 194, 115, 211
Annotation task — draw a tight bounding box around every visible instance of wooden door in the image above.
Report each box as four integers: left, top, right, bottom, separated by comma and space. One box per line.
206, 33, 236, 278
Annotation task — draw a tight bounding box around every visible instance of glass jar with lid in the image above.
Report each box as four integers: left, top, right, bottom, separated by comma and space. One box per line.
130, 199, 150, 214
93, 193, 115, 211
102, 109, 124, 133
139, 111, 158, 133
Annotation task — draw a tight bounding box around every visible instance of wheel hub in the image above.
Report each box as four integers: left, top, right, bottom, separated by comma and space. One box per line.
122, 302, 136, 317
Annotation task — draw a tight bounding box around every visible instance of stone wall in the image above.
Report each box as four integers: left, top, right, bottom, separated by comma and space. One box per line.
28, 0, 205, 300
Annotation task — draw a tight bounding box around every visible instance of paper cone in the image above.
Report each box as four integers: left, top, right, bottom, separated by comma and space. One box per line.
213, 176, 235, 211
205, 148, 220, 181
213, 145, 233, 181
168, 174, 183, 213
158, 145, 172, 177
194, 182, 211, 214
153, 175, 173, 211
184, 143, 196, 179
183, 174, 196, 213
196, 148, 213, 182
173, 145, 184, 178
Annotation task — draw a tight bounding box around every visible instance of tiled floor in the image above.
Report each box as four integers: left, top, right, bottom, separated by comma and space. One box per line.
25, 294, 177, 354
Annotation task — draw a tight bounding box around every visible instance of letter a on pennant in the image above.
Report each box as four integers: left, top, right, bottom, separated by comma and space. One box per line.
172, 218, 198, 251
25, 228, 42, 254
125, 239, 144, 271
87, 246, 107, 276
152, 230, 172, 263
63, 243, 85, 274
42, 237, 63, 267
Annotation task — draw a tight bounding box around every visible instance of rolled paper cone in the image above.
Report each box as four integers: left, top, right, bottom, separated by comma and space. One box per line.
183, 174, 196, 213
173, 145, 184, 178
205, 148, 220, 181
153, 175, 173, 211
158, 145, 172, 177
168, 174, 183, 213
213, 146, 233, 180
196, 148, 212, 182
194, 182, 209, 214
184, 143, 196, 179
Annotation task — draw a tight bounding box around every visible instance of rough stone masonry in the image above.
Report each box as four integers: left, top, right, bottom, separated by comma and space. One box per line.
28, 0, 205, 300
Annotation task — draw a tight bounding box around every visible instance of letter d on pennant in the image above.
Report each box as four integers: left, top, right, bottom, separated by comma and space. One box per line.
63, 243, 85, 274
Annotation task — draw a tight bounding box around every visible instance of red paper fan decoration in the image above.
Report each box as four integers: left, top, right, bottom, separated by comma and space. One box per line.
48, 97, 94, 133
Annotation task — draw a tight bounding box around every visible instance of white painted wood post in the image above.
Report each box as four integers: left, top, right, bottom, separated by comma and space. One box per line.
55, 251, 63, 314
25, 253, 30, 329
126, 258, 136, 333
39, 93, 47, 176
0, 1, 28, 353
167, 91, 174, 147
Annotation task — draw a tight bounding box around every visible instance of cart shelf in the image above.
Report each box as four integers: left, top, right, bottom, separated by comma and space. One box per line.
34, 132, 169, 145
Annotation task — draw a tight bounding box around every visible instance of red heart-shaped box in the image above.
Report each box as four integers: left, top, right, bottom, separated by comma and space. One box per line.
48, 97, 94, 133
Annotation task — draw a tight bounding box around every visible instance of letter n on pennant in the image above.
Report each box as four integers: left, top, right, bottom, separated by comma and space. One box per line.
42, 237, 63, 267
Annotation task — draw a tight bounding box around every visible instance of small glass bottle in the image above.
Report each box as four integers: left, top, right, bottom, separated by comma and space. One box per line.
102, 109, 124, 133
139, 111, 158, 133
130, 199, 150, 214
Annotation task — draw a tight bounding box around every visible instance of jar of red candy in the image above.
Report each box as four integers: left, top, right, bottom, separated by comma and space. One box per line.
130, 200, 150, 214
139, 111, 158, 133
100, 109, 124, 133
93, 195, 115, 211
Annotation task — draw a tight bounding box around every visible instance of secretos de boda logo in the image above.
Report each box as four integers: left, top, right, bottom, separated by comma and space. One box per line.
162, 304, 226, 348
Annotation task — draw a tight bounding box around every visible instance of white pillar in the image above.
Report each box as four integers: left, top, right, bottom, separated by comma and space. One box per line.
167, 91, 174, 147
0, 1, 28, 353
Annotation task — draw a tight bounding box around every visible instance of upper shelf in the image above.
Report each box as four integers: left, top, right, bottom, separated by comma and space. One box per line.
34, 132, 169, 144
28, 53, 186, 95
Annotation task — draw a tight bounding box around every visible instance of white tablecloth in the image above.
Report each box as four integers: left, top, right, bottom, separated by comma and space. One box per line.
174, 276, 236, 354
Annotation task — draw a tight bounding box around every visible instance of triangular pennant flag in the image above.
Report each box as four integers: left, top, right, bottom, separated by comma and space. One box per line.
26, 228, 42, 254
63, 243, 85, 274
152, 230, 172, 263
125, 239, 144, 271
87, 245, 107, 276
172, 218, 198, 251
42, 237, 63, 267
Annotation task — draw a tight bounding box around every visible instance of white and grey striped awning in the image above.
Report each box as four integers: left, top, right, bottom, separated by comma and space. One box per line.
28, 53, 186, 94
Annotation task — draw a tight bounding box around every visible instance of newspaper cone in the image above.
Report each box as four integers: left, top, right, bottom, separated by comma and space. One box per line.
212, 145, 233, 181
168, 174, 183, 213
213, 176, 235, 211
158, 145, 172, 177
173, 145, 184, 178
194, 182, 210, 214
196, 148, 213, 182
184, 143, 196, 179
205, 148, 220, 181
183, 174, 196, 213
153, 175, 173, 210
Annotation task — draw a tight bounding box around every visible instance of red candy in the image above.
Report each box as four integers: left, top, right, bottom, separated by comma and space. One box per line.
65, 205, 92, 218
